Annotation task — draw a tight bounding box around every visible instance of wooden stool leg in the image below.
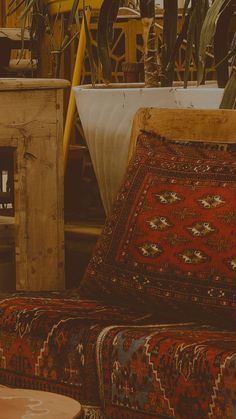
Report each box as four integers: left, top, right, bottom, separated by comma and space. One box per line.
0, 38, 11, 76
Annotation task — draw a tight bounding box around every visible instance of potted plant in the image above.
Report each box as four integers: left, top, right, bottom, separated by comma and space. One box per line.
74, 0, 235, 214
8, 0, 235, 214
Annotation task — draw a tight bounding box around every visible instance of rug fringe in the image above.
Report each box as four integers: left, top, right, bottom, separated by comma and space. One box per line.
82, 405, 105, 419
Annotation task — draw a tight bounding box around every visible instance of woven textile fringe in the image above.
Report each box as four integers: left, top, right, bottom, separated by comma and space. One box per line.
82, 405, 105, 419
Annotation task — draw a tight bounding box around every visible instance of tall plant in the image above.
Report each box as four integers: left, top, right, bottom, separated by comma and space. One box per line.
97, 0, 236, 108
139, 0, 159, 87
97, 0, 210, 87
8, 0, 236, 107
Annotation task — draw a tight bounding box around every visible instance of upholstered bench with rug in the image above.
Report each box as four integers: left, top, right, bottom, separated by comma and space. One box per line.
0, 292, 152, 418
0, 108, 236, 419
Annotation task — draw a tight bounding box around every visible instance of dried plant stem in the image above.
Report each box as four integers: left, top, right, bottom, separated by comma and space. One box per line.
142, 17, 160, 87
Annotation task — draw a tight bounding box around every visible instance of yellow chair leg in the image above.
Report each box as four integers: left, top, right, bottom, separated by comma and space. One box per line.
63, 7, 91, 170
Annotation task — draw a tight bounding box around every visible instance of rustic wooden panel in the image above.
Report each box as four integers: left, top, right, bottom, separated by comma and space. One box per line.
129, 108, 236, 158
0, 81, 67, 291
0, 90, 60, 139
0, 28, 30, 41
14, 135, 64, 290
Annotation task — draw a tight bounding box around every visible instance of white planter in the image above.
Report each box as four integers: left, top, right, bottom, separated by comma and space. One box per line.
73, 84, 224, 214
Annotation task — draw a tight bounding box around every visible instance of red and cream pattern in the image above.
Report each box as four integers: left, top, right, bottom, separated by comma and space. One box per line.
0, 294, 236, 418
80, 132, 236, 325
97, 324, 236, 419
0, 292, 150, 417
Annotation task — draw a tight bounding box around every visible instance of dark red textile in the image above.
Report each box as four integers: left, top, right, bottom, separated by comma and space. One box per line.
80, 132, 236, 326
0, 293, 235, 418
0, 292, 149, 408
97, 324, 236, 419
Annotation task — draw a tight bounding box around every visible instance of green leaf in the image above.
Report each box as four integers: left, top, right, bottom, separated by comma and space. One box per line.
220, 70, 236, 109
161, 0, 177, 87
195, 0, 209, 67
166, 8, 192, 75
59, 0, 80, 50
97, 0, 121, 83
108, 0, 120, 45
7, 0, 25, 16
8, 0, 17, 8
214, 1, 234, 87
83, 7, 97, 86
182, 0, 192, 17
68, 0, 80, 27
19, 0, 38, 20
198, 0, 231, 84
215, 45, 236, 69
184, 6, 197, 87
140, 0, 155, 18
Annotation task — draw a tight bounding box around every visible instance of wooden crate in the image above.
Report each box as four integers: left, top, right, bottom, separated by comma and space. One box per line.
0, 78, 69, 291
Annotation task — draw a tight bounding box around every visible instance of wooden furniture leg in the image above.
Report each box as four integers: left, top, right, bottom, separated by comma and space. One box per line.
0, 37, 11, 76
63, 8, 91, 169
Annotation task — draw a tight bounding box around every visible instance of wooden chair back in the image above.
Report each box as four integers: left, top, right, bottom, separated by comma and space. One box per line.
129, 108, 236, 159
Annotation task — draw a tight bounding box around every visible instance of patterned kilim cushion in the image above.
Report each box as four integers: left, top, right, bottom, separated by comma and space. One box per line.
80, 132, 236, 326
97, 324, 236, 419
0, 292, 151, 412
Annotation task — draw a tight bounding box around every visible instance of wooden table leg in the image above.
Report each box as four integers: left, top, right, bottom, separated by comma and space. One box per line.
0, 37, 11, 76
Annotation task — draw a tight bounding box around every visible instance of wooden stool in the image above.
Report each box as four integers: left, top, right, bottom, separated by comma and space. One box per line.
0, 386, 82, 419
0, 28, 37, 76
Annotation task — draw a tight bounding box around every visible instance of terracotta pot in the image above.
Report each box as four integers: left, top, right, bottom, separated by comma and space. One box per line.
73, 83, 224, 214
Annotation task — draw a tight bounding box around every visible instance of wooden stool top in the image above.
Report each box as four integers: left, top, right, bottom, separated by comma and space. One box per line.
0, 78, 70, 91
0, 28, 31, 42
0, 386, 82, 419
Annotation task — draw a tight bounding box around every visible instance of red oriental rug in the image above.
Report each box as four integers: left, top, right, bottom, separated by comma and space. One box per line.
97, 324, 236, 419
0, 292, 150, 417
